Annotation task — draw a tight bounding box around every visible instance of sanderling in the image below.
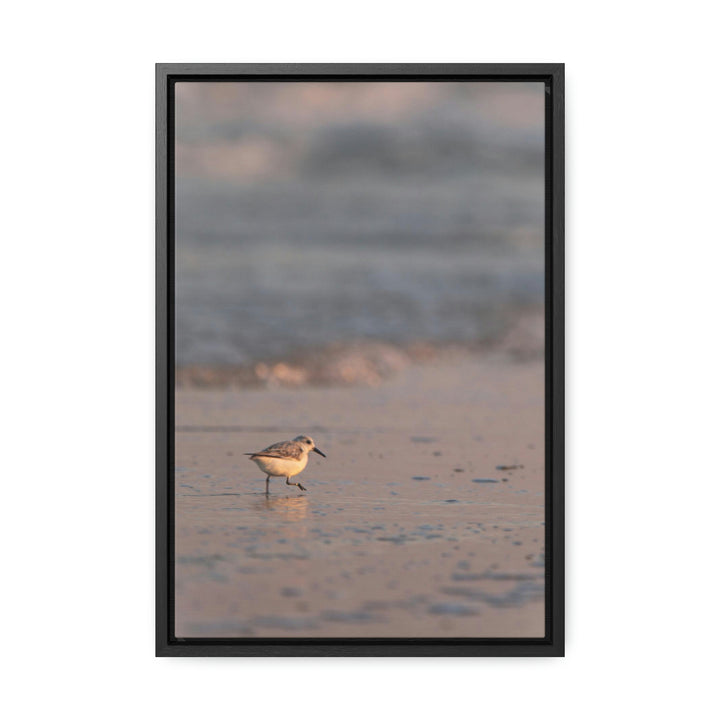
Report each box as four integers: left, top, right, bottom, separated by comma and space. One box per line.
245, 435, 326, 494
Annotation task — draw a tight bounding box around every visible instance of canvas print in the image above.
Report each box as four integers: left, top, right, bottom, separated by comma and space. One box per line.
173, 80, 547, 639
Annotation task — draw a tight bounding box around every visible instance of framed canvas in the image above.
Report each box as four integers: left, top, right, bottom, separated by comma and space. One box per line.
156, 63, 564, 656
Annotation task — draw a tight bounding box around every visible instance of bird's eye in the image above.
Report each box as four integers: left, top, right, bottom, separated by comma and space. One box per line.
305, 440, 311, 444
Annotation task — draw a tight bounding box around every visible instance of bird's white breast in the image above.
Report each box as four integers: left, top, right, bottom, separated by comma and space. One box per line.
251, 453, 308, 478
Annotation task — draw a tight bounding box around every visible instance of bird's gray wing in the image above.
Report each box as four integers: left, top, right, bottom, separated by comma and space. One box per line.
245, 440, 303, 460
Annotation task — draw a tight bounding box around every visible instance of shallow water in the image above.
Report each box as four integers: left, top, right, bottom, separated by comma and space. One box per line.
173, 348, 545, 638
174, 422, 545, 637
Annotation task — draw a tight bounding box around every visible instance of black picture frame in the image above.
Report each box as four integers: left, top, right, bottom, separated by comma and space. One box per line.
156, 63, 564, 657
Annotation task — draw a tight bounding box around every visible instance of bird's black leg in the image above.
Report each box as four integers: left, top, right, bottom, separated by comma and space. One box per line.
286, 477, 307, 492
265, 476, 270, 495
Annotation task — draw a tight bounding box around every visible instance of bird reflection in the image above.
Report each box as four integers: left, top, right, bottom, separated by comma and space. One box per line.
255, 494, 309, 522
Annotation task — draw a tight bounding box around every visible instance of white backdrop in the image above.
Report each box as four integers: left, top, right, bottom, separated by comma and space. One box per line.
2, 2, 718, 718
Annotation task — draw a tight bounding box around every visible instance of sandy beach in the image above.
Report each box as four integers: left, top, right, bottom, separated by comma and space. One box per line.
174, 351, 545, 638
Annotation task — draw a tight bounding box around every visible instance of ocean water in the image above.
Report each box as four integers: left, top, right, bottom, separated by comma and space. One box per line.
174, 83, 545, 368
176, 174, 544, 367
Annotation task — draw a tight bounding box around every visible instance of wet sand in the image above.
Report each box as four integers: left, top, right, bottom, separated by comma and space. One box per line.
174, 355, 545, 638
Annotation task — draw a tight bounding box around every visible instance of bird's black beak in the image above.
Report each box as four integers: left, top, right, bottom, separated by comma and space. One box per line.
313, 447, 326, 458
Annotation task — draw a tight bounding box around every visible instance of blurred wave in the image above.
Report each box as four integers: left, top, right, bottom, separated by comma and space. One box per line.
175, 82, 545, 371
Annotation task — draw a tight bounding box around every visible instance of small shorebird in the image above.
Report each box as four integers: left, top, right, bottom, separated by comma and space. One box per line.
245, 435, 326, 494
